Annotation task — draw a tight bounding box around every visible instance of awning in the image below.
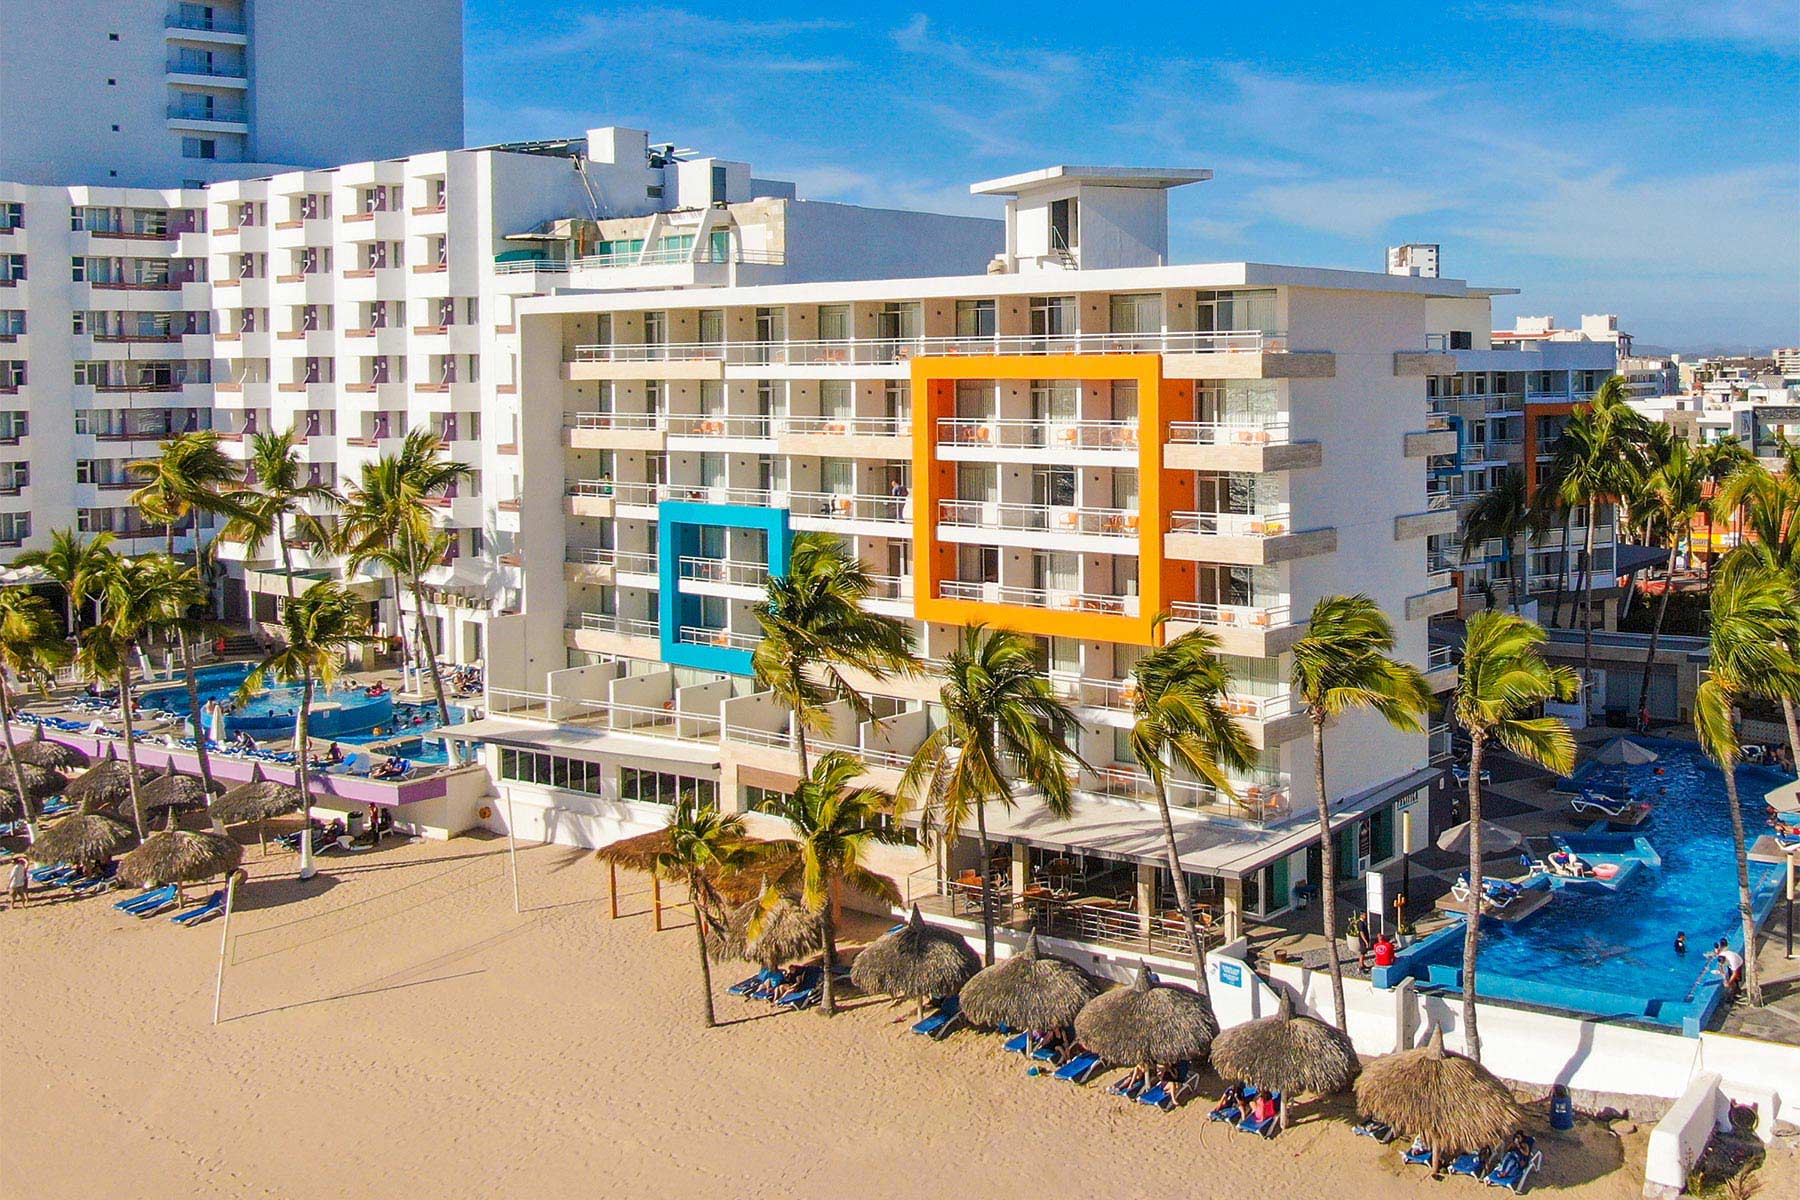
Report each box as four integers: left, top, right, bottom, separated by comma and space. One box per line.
436, 717, 721, 768
1614, 543, 1670, 575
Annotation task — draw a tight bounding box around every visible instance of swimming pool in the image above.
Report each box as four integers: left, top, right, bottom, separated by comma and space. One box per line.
140, 662, 398, 740
1380, 738, 1789, 1034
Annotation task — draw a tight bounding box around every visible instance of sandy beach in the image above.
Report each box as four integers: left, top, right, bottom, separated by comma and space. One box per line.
3, 832, 1793, 1200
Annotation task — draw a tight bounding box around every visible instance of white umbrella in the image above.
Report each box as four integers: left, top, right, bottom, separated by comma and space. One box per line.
1436, 820, 1524, 855
209, 703, 227, 745
1592, 737, 1658, 766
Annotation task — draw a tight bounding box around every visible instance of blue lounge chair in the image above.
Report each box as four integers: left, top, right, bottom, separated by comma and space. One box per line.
729, 968, 780, 996
1107, 1072, 1146, 1100
172, 890, 226, 926
114, 884, 175, 912
1052, 1052, 1101, 1083
31, 863, 71, 884
132, 889, 180, 918
1137, 1065, 1191, 1111
1353, 1117, 1396, 1143
1208, 1093, 1245, 1123
1238, 1092, 1282, 1136
1448, 1150, 1488, 1178
1484, 1138, 1542, 1193
911, 995, 962, 1039
1402, 1142, 1435, 1167
1003, 1032, 1030, 1054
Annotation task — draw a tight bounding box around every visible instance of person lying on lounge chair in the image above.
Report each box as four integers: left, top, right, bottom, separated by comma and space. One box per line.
771, 966, 812, 1002
1210, 1083, 1247, 1121
1241, 1090, 1279, 1129
1027, 1027, 1069, 1062
1107, 1066, 1147, 1096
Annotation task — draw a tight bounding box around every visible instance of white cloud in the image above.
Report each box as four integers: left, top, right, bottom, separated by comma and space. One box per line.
1247, 179, 1454, 239
1487, 1, 1799, 49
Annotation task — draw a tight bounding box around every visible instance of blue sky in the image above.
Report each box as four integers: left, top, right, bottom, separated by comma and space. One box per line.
466, 1, 1799, 351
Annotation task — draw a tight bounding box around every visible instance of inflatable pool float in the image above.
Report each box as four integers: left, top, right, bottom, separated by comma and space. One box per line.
1592, 862, 1621, 881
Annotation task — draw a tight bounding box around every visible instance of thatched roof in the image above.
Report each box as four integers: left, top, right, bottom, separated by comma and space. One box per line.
0, 759, 67, 803
63, 759, 158, 808
848, 905, 979, 1001
16, 725, 90, 770
136, 765, 220, 812
118, 828, 244, 887
959, 932, 1103, 1031
1210, 991, 1359, 1097
719, 887, 823, 967
24, 812, 133, 871
1353, 1025, 1524, 1158
212, 766, 303, 825
1074, 962, 1218, 1069
594, 829, 800, 906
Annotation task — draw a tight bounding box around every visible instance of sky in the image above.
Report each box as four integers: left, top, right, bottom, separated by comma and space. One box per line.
465, 1, 1800, 353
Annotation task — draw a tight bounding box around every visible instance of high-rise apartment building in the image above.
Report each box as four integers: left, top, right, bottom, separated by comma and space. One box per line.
0, 0, 463, 189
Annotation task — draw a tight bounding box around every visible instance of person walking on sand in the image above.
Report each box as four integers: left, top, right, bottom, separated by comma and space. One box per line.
8, 857, 28, 910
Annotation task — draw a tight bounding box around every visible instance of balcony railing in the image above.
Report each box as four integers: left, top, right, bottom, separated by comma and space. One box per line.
677, 555, 768, 588
569, 411, 665, 432
1167, 600, 1293, 632
1428, 644, 1456, 671
666, 414, 773, 440
779, 415, 909, 438
573, 248, 785, 271
658, 483, 775, 507
571, 329, 1283, 366
167, 56, 245, 77
1168, 508, 1292, 537
936, 418, 1139, 453
566, 547, 658, 575
1168, 418, 1292, 446
493, 258, 570, 276
937, 499, 1140, 539
912, 877, 1211, 960
865, 573, 914, 602
787, 491, 909, 524
1082, 763, 1293, 824
167, 101, 246, 122
677, 625, 759, 652
576, 612, 658, 639
938, 580, 1141, 617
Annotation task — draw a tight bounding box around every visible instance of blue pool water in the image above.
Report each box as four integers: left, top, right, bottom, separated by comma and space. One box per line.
1384, 739, 1789, 1034
139, 662, 446, 742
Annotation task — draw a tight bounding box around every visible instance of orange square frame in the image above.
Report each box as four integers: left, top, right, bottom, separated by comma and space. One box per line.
909, 353, 1194, 647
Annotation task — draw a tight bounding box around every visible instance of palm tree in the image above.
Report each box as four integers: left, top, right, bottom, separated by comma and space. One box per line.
761, 750, 903, 1015
1714, 458, 1800, 763
1631, 437, 1708, 723
1127, 628, 1256, 1010
1449, 612, 1577, 1061
226, 428, 340, 604
898, 624, 1082, 965
240, 580, 378, 880
751, 532, 917, 779
1694, 568, 1800, 1007
337, 430, 470, 726
129, 432, 260, 795
1290, 596, 1431, 1032
15, 527, 117, 636
82, 554, 201, 841
1460, 467, 1533, 613
0, 588, 70, 837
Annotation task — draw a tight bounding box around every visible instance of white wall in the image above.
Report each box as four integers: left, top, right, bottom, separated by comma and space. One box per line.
782, 201, 1002, 284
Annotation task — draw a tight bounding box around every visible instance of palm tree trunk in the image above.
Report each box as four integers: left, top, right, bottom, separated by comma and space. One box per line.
1151, 776, 1213, 1012
1507, 542, 1523, 615
1311, 714, 1347, 1033
1782, 697, 1800, 776
0, 677, 37, 841
117, 664, 146, 843
1460, 736, 1486, 1062
1580, 510, 1598, 693
974, 798, 995, 966
692, 885, 718, 1028
163, 524, 218, 801
818, 891, 840, 1016
1722, 765, 1762, 1006
295, 671, 316, 880
1635, 560, 1674, 726
789, 652, 810, 781
1551, 513, 1573, 627
409, 573, 452, 727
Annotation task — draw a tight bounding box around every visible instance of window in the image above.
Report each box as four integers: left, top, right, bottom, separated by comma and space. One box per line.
0, 204, 21, 232
620, 767, 717, 808
0, 412, 26, 441
1449, 330, 1473, 350
0, 311, 21, 335
744, 785, 787, 814
0, 254, 23, 281
0, 512, 28, 544
1109, 293, 1162, 335
497, 749, 605, 796
817, 304, 851, 342
955, 299, 995, 339
0, 461, 26, 492
0, 361, 24, 388
1029, 296, 1076, 338
181, 137, 218, 160
643, 311, 667, 345
710, 164, 728, 204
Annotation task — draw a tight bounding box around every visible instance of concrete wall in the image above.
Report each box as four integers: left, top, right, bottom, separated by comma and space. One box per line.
782, 201, 1001, 284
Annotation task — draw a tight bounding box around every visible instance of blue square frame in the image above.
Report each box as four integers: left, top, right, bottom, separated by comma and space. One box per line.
657, 501, 792, 674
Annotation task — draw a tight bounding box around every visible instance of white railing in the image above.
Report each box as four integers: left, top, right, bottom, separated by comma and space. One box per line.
677, 555, 767, 588
567, 547, 658, 575
1220, 690, 1297, 720
865, 573, 914, 601
657, 483, 776, 507
937, 500, 1140, 538
486, 688, 719, 742
494, 259, 569, 275
1428, 644, 1456, 671
1167, 600, 1293, 631
1168, 418, 1292, 446
787, 491, 909, 524
572, 248, 785, 271
576, 612, 659, 639
937, 580, 1140, 617
1168, 508, 1293, 537
780, 415, 910, 438
569, 411, 665, 432
1427, 489, 1451, 511
570, 329, 1283, 366
666, 414, 773, 440
935, 418, 1140, 453
678, 625, 759, 652
1045, 672, 1139, 711
1082, 764, 1293, 822
608, 481, 660, 507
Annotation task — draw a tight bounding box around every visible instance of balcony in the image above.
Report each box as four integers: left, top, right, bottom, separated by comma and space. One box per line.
1423, 643, 1458, 692
677, 625, 760, 653
786, 491, 909, 530
776, 414, 911, 455
1081, 763, 1295, 826
936, 418, 1139, 462
658, 483, 776, 508
665, 414, 773, 442
165, 57, 247, 87
565, 411, 666, 451
1406, 560, 1460, 620
564, 612, 662, 658
165, 100, 247, 132
565, 480, 616, 519
1165, 419, 1320, 473
677, 555, 768, 594
937, 500, 1139, 548
938, 580, 1141, 618
1164, 600, 1303, 656
1165, 507, 1336, 567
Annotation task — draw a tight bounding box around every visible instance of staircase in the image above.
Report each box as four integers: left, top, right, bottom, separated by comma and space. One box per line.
213, 632, 262, 660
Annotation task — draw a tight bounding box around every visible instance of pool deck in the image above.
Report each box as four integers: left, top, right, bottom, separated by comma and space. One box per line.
1434, 883, 1555, 922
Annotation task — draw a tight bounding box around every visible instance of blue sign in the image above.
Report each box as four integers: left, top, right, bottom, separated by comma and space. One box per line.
1217, 961, 1243, 988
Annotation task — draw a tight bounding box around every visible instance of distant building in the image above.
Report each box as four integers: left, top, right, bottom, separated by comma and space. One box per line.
1619, 354, 1679, 400
1494, 313, 1632, 356
1773, 347, 1800, 376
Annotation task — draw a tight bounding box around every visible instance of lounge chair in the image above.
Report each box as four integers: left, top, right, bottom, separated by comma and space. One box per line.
729, 968, 780, 996
1002, 1032, 1030, 1054
910, 995, 963, 1039
31, 863, 72, 884
1451, 765, 1493, 787
1452, 875, 1521, 910
132, 890, 180, 918
1447, 1149, 1488, 1178
1137, 1064, 1192, 1111
1484, 1138, 1542, 1193
1353, 1117, 1396, 1143
1209, 1087, 1251, 1123
173, 890, 226, 926
1106, 1072, 1147, 1100
1402, 1142, 1435, 1168
1237, 1091, 1282, 1136
1052, 1052, 1101, 1084
774, 981, 821, 1010
115, 884, 176, 912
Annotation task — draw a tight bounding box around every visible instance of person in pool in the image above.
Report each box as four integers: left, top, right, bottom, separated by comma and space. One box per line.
1674, 931, 1687, 955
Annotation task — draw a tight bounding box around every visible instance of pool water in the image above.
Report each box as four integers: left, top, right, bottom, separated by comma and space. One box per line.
1387, 739, 1788, 1033
141, 663, 459, 747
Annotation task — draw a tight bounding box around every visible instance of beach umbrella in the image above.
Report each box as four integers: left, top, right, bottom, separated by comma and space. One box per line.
15, 724, 90, 771
1209, 991, 1358, 1123
23, 811, 132, 873
1591, 737, 1657, 766
212, 765, 304, 854
1353, 1025, 1524, 1169
209, 704, 228, 745
595, 828, 800, 927
849, 905, 979, 1011
63, 758, 159, 810
719, 885, 823, 967
0, 760, 67, 819
1074, 962, 1217, 1071
136, 765, 221, 815
1435, 820, 1524, 856
118, 825, 244, 899
958, 931, 1103, 1032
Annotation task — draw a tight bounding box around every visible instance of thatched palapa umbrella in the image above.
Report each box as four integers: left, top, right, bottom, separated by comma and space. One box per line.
0, 760, 67, 821
136, 764, 222, 815
1074, 962, 1217, 1072
848, 905, 979, 1015
15, 724, 91, 771
959, 931, 1102, 1032
118, 826, 244, 902
720, 885, 823, 967
24, 811, 133, 873
596, 828, 798, 929
1353, 1025, 1524, 1169
1210, 991, 1358, 1125
62, 757, 158, 811
212, 764, 304, 854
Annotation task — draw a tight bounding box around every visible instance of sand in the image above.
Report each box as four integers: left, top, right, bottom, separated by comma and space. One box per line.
3, 832, 1794, 1200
